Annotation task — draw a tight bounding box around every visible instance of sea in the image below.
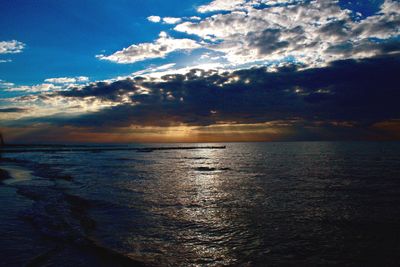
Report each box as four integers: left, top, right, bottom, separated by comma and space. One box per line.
0, 142, 400, 266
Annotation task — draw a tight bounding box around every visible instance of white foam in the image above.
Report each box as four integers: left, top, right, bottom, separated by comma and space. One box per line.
1, 165, 35, 185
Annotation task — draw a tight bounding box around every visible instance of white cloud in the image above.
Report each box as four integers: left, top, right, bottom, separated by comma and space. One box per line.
4, 77, 89, 94
0, 80, 14, 88
132, 63, 177, 76
147, 15, 161, 23
44, 76, 89, 84
0, 40, 25, 54
189, 16, 201, 21
4, 93, 119, 120
256, 0, 303, 5
381, 0, 400, 13
97, 0, 399, 69
162, 17, 182, 24
153, 63, 176, 71
96, 32, 200, 64
132, 62, 226, 81
175, 0, 400, 66
197, 0, 246, 13
0, 59, 12, 63
148, 16, 183, 24
6, 83, 66, 93
350, 0, 400, 40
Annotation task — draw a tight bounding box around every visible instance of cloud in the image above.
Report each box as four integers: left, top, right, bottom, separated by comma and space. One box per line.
162, 17, 182, 24
96, 32, 200, 64
2, 0, 400, 142
189, 16, 201, 21
44, 76, 89, 84
0, 107, 30, 122
13, 54, 398, 128
1, 91, 119, 123
3, 53, 400, 142
147, 16, 182, 24
258, 0, 304, 5
0, 107, 28, 113
98, 0, 399, 68
197, 0, 246, 13
6, 83, 62, 93
132, 63, 177, 76
2, 77, 88, 93
0, 40, 25, 54
174, 0, 400, 66
153, 63, 176, 71
147, 15, 161, 23
0, 59, 12, 63
0, 80, 14, 88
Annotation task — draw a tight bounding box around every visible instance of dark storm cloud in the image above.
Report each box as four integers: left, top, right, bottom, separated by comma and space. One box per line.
0, 107, 28, 113
60, 79, 139, 102
45, 53, 400, 129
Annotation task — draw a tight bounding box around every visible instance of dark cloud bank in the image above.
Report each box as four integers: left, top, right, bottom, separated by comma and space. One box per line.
17, 53, 400, 141
65, 54, 399, 118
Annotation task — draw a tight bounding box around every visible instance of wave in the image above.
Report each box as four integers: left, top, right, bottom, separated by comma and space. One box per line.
0, 156, 147, 266
194, 166, 231, 172
19, 185, 146, 266
0, 157, 74, 182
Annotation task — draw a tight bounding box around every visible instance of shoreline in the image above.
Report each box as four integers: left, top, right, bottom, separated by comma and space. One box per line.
0, 165, 36, 185
0, 155, 147, 266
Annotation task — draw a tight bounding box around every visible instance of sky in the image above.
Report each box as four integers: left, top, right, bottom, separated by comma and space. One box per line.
0, 0, 399, 143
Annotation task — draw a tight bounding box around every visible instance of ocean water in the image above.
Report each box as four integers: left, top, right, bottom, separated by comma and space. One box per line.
1, 142, 400, 266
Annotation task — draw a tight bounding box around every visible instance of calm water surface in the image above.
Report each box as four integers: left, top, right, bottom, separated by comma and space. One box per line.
1, 142, 400, 266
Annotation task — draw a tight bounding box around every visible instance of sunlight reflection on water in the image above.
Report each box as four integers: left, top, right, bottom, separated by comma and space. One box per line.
2, 142, 400, 266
